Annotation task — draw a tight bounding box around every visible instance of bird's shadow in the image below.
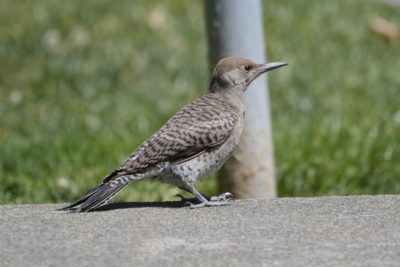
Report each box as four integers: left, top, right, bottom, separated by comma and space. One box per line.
93, 198, 199, 212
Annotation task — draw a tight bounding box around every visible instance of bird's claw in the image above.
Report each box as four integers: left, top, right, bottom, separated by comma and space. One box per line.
189, 192, 233, 209
189, 201, 230, 209
209, 192, 234, 202
176, 192, 233, 208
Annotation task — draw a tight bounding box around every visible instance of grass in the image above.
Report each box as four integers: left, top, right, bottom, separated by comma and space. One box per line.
0, 0, 399, 204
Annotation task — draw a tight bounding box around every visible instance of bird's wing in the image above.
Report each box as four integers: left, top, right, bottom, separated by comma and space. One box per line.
119, 95, 238, 173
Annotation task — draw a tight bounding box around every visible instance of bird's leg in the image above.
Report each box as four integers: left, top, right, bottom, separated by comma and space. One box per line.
175, 193, 201, 204
181, 184, 232, 209
176, 188, 233, 204
176, 187, 199, 204
176, 187, 210, 203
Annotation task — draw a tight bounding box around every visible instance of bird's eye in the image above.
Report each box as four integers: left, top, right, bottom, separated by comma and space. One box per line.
244, 65, 252, 72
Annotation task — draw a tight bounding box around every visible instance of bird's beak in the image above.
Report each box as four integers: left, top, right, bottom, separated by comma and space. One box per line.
256, 62, 288, 75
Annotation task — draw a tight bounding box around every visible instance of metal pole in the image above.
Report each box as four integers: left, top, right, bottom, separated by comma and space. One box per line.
204, 0, 277, 198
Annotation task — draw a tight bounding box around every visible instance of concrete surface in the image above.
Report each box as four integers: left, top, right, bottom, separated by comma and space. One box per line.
1, 195, 399, 267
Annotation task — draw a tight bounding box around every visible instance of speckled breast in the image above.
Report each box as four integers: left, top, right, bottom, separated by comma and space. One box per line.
161, 121, 244, 187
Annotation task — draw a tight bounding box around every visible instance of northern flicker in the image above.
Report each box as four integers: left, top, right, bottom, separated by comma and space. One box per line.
60, 56, 287, 212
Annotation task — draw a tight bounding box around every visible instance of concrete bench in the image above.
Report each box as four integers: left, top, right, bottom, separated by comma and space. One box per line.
1, 195, 399, 266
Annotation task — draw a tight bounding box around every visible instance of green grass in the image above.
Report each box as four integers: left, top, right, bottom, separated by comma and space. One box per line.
1, 0, 399, 204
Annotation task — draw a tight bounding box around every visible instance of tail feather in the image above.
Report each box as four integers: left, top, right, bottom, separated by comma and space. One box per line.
59, 175, 131, 212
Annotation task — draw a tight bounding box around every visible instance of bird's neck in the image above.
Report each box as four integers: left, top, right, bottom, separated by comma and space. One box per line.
208, 83, 245, 98
208, 75, 247, 96
207, 89, 245, 115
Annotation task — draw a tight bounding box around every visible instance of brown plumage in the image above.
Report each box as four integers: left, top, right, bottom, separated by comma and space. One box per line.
60, 56, 287, 212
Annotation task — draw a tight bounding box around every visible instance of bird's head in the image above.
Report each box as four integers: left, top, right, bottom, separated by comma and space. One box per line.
209, 56, 287, 95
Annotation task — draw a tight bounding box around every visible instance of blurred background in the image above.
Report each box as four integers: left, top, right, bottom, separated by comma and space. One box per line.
1, 0, 399, 204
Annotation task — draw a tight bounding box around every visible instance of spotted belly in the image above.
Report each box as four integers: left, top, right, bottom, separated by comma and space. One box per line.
156, 142, 237, 188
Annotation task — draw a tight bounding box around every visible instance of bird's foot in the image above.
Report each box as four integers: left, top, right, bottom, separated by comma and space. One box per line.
189, 200, 230, 209
176, 192, 233, 208
209, 192, 234, 202
189, 192, 233, 209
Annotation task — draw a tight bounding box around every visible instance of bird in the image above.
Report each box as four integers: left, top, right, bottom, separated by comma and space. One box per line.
60, 56, 287, 212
